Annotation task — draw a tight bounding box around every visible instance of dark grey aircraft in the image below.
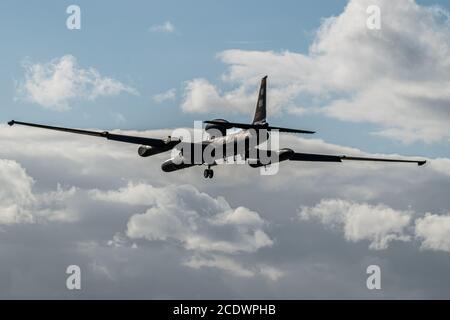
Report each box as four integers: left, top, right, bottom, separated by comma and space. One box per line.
8, 76, 426, 179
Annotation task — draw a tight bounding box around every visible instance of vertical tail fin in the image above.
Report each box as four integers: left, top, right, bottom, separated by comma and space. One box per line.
252, 76, 267, 124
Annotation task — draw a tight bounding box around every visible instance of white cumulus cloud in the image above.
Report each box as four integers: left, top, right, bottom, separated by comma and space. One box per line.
92, 182, 273, 254
90, 181, 279, 278
182, 78, 254, 114
415, 213, 450, 252
16, 55, 138, 110
181, 0, 450, 143
0, 159, 78, 224
299, 199, 412, 250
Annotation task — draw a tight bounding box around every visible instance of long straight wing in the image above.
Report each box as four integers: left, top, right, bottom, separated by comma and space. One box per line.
266, 125, 315, 134
290, 152, 426, 166
203, 120, 315, 134
7, 120, 181, 149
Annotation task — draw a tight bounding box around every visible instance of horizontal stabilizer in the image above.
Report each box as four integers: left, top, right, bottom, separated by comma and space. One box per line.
203, 120, 315, 134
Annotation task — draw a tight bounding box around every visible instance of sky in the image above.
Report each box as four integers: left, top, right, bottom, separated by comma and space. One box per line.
1, 0, 450, 299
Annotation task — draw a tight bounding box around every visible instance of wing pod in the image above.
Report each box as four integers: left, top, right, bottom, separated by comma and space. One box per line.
161, 158, 198, 172
248, 148, 294, 168
138, 145, 169, 157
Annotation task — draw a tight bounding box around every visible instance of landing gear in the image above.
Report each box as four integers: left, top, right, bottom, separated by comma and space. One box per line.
203, 168, 214, 179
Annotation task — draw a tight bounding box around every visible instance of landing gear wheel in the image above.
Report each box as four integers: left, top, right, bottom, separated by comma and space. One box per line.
203, 169, 214, 179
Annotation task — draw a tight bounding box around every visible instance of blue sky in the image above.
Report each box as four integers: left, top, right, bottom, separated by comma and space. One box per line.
1, 0, 449, 158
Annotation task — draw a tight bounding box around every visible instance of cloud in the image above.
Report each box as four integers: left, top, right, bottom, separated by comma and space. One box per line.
91, 181, 279, 279
0, 159, 78, 224
428, 157, 450, 177
258, 265, 284, 281
0, 159, 35, 224
91, 181, 278, 280
299, 199, 412, 250
181, 78, 255, 114
180, 76, 300, 116
152, 88, 176, 103
16, 55, 138, 110
92, 182, 273, 254
415, 213, 450, 252
1, 124, 450, 297
149, 21, 175, 33
183, 255, 283, 280
184, 255, 256, 278
299, 198, 450, 254
181, 0, 450, 143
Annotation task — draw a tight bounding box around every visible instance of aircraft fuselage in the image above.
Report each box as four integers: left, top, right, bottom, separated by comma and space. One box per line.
161, 128, 269, 172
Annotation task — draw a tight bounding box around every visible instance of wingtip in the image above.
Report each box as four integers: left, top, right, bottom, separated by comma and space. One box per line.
7, 120, 14, 126
418, 160, 426, 166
